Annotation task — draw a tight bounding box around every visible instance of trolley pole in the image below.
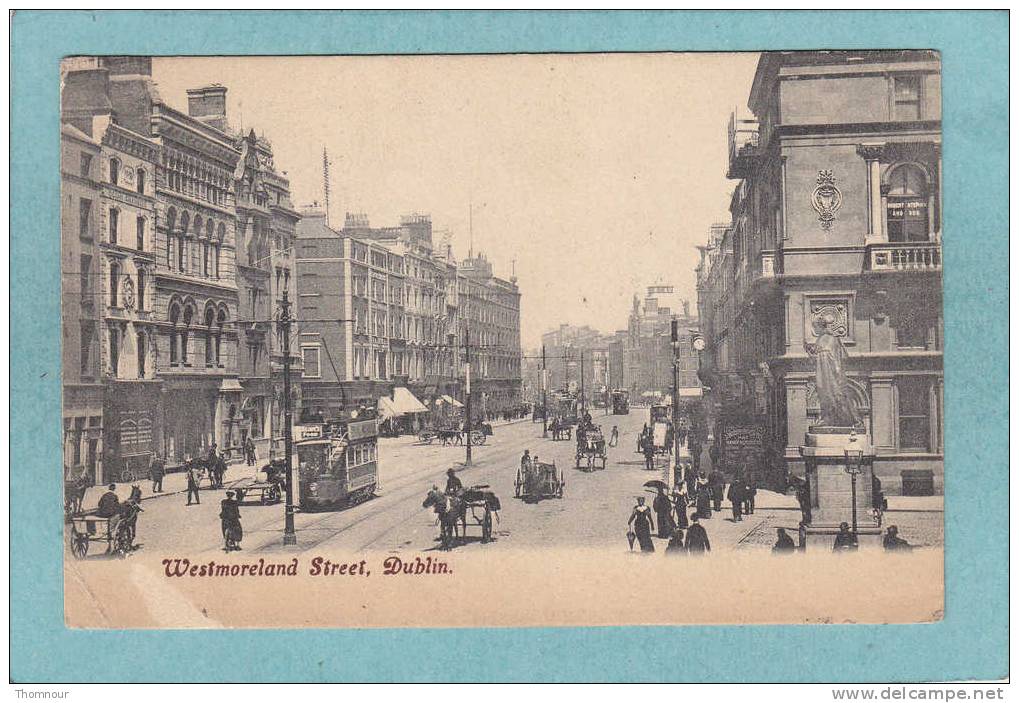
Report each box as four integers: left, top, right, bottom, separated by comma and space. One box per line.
279, 290, 297, 546
541, 344, 548, 438
464, 326, 472, 467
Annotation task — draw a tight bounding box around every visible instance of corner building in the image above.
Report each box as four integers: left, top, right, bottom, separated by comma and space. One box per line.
697, 51, 943, 494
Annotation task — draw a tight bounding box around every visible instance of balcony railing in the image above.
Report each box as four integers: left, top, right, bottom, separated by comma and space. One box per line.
866, 242, 942, 272
727, 111, 760, 179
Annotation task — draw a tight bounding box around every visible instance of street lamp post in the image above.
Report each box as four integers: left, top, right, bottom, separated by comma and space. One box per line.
464, 325, 472, 467
277, 289, 297, 546
844, 432, 864, 537
541, 345, 548, 438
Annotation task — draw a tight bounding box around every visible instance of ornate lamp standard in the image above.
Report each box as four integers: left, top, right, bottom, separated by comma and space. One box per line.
844, 431, 864, 537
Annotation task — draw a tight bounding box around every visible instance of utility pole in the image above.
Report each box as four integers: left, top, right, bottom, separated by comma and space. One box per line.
278, 290, 296, 546
464, 325, 472, 467
541, 344, 548, 438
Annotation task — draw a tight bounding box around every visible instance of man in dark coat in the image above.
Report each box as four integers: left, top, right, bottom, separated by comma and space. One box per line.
708, 469, 725, 512
796, 479, 812, 524
652, 487, 674, 539
772, 527, 797, 553
742, 476, 757, 515
185, 464, 201, 506
148, 454, 164, 493
245, 436, 256, 466
219, 490, 242, 551
727, 479, 744, 522
882, 525, 912, 552
685, 515, 711, 554
643, 436, 656, 471
832, 522, 858, 552
96, 484, 120, 517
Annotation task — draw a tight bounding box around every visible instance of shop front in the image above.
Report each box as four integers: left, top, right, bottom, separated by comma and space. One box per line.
102, 380, 161, 483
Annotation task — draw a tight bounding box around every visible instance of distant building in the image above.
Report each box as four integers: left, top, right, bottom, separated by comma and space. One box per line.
623, 287, 700, 400
696, 50, 943, 493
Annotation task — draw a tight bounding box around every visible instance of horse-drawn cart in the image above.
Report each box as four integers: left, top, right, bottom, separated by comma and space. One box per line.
575, 426, 607, 471
68, 505, 141, 560
461, 484, 500, 543
515, 460, 565, 500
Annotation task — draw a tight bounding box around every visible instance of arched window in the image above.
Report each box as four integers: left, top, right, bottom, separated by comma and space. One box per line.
136, 168, 145, 194
109, 261, 120, 307
169, 303, 181, 366
109, 208, 119, 244
178, 213, 189, 273
182, 306, 193, 365
109, 325, 120, 377
136, 215, 145, 251
136, 269, 145, 310
137, 331, 146, 378
204, 306, 216, 367
215, 309, 226, 365
886, 164, 930, 243
166, 208, 177, 268
109, 157, 120, 186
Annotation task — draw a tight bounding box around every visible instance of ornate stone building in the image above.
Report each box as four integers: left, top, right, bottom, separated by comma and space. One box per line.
696, 50, 943, 493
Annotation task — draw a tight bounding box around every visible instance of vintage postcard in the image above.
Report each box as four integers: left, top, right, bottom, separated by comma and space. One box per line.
60, 51, 944, 629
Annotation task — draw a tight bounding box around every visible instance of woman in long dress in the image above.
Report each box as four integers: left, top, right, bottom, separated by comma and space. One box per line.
672, 485, 689, 529
695, 473, 712, 520
628, 497, 655, 552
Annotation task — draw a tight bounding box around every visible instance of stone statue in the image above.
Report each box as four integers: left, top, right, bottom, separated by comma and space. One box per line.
804, 316, 861, 428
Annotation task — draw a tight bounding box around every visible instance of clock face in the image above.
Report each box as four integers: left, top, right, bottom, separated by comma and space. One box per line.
692, 337, 706, 351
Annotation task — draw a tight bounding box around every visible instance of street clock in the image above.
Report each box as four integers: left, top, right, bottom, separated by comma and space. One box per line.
692, 335, 706, 352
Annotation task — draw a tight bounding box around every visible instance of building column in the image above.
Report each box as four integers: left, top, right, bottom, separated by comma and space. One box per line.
869, 375, 896, 451
857, 144, 886, 244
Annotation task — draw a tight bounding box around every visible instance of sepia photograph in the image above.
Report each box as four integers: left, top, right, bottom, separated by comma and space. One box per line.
56, 49, 949, 629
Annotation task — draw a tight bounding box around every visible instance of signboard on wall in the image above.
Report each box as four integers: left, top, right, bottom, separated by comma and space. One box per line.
721, 424, 766, 479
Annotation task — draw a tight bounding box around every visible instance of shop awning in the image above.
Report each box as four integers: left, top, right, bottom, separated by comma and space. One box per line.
441, 394, 464, 408
392, 387, 429, 414
377, 396, 400, 420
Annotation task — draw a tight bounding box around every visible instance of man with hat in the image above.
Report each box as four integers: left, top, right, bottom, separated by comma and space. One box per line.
219, 490, 242, 551
444, 468, 464, 497
96, 483, 123, 548
832, 522, 858, 552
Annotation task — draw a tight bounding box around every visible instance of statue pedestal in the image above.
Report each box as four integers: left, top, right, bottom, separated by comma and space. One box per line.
799, 427, 881, 550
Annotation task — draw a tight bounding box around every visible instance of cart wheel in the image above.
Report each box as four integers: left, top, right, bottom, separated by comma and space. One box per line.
470, 430, 485, 445
70, 527, 89, 560
482, 512, 493, 543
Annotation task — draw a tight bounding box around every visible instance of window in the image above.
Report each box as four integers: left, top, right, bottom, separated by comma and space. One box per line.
80, 153, 92, 178
136, 216, 145, 250
898, 377, 931, 451
302, 346, 321, 378
109, 208, 119, 244
169, 304, 180, 366
80, 322, 94, 376
178, 234, 186, 272
203, 243, 210, 277
136, 168, 145, 194
896, 312, 928, 349
80, 254, 92, 303
109, 158, 120, 186
215, 310, 225, 365
205, 308, 215, 367
79, 199, 92, 238
136, 270, 145, 310
886, 165, 930, 243
137, 331, 146, 378
893, 75, 921, 121
109, 261, 120, 307
181, 307, 192, 364
109, 326, 120, 377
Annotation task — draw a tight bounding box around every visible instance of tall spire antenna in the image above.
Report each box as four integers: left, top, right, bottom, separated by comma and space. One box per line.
323, 147, 331, 227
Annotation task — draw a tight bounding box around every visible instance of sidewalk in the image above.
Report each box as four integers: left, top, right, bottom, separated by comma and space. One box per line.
78, 458, 258, 511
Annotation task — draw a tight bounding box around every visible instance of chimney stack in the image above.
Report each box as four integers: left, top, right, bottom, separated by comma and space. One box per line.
187, 85, 228, 131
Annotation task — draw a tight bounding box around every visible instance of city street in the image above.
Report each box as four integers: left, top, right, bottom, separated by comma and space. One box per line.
66, 409, 944, 562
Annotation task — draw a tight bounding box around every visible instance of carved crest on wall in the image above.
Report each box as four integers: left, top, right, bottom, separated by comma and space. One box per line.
811, 170, 843, 230
809, 300, 848, 337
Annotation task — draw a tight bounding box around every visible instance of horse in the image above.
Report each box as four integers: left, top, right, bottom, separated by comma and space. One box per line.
422, 488, 464, 550
64, 473, 88, 519
437, 428, 461, 446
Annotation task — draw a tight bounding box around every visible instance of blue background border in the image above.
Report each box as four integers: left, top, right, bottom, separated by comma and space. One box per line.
10, 10, 1008, 682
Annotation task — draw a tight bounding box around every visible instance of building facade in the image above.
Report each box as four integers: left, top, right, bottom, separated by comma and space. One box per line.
623, 287, 700, 399
696, 50, 943, 493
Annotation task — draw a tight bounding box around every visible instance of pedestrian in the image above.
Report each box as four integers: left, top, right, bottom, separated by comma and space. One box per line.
219, 490, 242, 551
244, 436, 256, 467
796, 478, 812, 524
727, 478, 744, 522
643, 436, 655, 471
708, 444, 720, 470
444, 468, 463, 496
882, 525, 912, 552
185, 463, 201, 505
832, 522, 858, 552
665, 529, 686, 555
695, 472, 712, 519
672, 484, 689, 529
742, 475, 757, 515
653, 487, 675, 539
708, 469, 725, 512
609, 425, 619, 448
149, 453, 164, 493
772, 527, 797, 553
685, 514, 711, 554
627, 497, 655, 553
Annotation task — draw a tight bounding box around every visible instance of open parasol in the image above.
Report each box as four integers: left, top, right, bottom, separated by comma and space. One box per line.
643, 479, 669, 491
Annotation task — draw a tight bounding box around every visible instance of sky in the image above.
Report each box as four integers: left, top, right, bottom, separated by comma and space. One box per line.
152, 53, 760, 349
